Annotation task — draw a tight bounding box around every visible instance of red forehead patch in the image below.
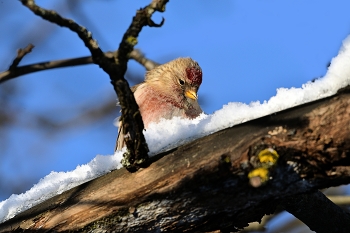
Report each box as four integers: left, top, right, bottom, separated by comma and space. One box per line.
185, 67, 202, 86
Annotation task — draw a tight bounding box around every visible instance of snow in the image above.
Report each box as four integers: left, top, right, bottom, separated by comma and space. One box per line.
1, 35, 350, 224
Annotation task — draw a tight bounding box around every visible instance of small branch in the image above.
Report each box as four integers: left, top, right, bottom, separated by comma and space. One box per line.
1, 54, 96, 84
283, 191, 350, 233
0, 49, 158, 84
9, 44, 34, 70
130, 49, 160, 71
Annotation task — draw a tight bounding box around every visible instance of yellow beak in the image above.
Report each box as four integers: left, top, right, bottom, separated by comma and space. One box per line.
185, 90, 198, 100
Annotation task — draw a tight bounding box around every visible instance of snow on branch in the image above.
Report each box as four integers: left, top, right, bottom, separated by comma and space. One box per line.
1, 85, 350, 231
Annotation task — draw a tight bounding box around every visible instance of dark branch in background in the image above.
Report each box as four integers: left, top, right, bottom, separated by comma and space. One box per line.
0, 48, 159, 84
20, 0, 168, 171
240, 193, 350, 232
283, 191, 350, 233
129, 49, 160, 71
30, 98, 118, 130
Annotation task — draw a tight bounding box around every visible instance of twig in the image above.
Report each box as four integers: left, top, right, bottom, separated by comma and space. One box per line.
20, 0, 168, 171
9, 44, 34, 70
0, 49, 159, 84
130, 49, 160, 70
1, 54, 96, 84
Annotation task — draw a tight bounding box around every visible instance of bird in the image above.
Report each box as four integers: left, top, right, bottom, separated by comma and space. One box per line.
115, 57, 203, 151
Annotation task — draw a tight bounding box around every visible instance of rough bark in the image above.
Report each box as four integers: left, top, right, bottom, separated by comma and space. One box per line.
1, 86, 350, 232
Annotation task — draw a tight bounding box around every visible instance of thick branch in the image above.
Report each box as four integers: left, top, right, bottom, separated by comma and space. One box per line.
1, 87, 350, 232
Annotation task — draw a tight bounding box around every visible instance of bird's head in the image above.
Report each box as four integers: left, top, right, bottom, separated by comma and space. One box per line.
145, 57, 202, 104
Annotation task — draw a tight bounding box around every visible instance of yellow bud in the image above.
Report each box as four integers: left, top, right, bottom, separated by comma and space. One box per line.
248, 167, 270, 187
126, 36, 138, 46
258, 148, 279, 166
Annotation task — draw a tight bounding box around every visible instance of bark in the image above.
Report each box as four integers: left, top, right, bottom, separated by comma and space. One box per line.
0, 86, 350, 233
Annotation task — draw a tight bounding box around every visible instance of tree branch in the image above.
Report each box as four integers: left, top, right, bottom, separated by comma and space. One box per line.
1, 86, 350, 232
129, 49, 160, 71
0, 49, 159, 84
283, 191, 350, 233
113, 0, 168, 170
19, 0, 167, 171
241, 194, 350, 232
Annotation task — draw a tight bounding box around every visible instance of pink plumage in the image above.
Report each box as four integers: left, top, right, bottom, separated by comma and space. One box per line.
115, 57, 203, 151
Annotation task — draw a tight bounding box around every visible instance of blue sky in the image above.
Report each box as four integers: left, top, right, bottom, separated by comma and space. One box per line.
1, 0, 350, 202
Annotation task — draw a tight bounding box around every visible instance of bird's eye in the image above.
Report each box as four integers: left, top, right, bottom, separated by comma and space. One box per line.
179, 79, 185, 85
